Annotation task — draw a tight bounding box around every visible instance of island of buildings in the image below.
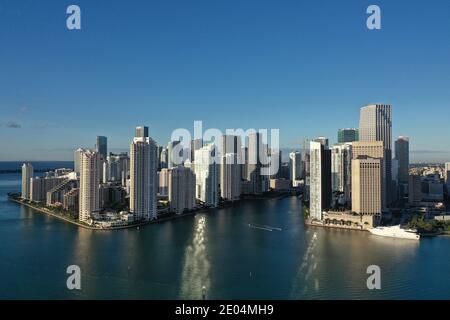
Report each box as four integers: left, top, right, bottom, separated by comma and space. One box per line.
12, 104, 450, 232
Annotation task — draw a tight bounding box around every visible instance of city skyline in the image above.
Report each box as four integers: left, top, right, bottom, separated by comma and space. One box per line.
1, 0, 450, 162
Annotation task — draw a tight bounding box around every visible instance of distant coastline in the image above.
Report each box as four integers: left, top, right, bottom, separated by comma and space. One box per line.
0, 161, 74, 174
0, 168, 72, 174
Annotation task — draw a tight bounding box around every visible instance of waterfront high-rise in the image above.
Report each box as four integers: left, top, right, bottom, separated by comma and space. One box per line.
352, 141, 385, 209
221, 153, 241, 201
395, 135, 409, 184
168, 166, 196, 214
220, 135, 242, 201
194, 143, 219, 207
309, 140, 331, 220
247, 132, 263, 194
331, 143, 352, 202
130, 126, 158, 221
21, 163, 33, 200
79, 149, 101, 223
359, 104, 392, 204
30, 175, 67, 202
338, 128, 359, 143
351, 157, 382, 220
96, 136, 107, 159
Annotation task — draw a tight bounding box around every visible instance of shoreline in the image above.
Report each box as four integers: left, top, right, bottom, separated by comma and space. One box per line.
8, 198, 145, 230
304, 218, 447, 237
304, 219, 368, 232
8, 192, 291, 231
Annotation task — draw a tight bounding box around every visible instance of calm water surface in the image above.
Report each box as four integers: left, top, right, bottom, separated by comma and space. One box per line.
0, 172, 449, 299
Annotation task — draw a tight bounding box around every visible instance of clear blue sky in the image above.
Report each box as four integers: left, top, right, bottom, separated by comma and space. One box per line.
1, 0, 449, 162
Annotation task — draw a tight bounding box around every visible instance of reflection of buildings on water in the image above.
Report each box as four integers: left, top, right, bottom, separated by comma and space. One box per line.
290, 228, 420, 299
179, 215, 211, 299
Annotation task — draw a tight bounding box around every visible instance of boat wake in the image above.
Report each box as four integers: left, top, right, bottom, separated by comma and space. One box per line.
248, 223, 282, 232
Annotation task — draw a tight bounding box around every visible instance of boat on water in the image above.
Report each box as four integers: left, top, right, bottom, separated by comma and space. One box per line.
368, 225, 420, 240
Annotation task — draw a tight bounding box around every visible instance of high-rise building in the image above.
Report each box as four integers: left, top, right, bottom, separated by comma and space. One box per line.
338, 128, 359, 143
104, 152, 129, 183
74, 148, 83, 174
96, 136, 107, 159
103, 152, 130, 186
21, 163, 33, 200
269, 148, 282, 179
99, 183, 127, 210
260, 143, 270, 192
309, 140, 331, 220
220, 135, 242, 201
63, 188, 79, 212
395, 136, 409, 185
391, 158, 399, 203
352, 157, 382, 218
160, 147, 168, 169
135, 126, 148, 138
191, 139, 203, 162
156, 146, 163, 171
247, 132, 263, 194
130, 126, 158, 221
158, 168, 169, 196
241, 146, 248, 180
168, 140, 182, 168
331, 143, 352, 202
46, 179, 78, 206
168, 166, 196, 214
289, 151, 302, 183
408, 174, 422, 205
221, 153, 241, 201
445, 162, 450, 192
194, 144, 219, 207
79, 149, 101, 222
30, 175, 67, 202
314, 136, 329, 148
352, 141, 385, 209
359, 104, 392, 205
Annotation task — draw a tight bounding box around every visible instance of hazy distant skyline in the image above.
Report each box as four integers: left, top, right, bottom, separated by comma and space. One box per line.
1, 0, 449, 162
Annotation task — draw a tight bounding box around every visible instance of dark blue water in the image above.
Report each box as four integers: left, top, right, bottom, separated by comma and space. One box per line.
0, 173, 449, 299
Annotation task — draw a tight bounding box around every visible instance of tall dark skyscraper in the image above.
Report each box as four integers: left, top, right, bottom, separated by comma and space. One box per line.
309, 140, 331, 220
247, 132, 263, 194
337, 128, 359, 143
96, 136, 107, 159
395, 136, 409, 186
